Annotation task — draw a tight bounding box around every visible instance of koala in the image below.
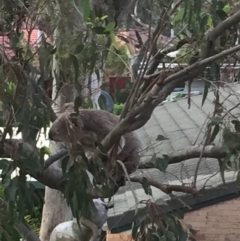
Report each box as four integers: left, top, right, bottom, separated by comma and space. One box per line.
48, 102, 143, 184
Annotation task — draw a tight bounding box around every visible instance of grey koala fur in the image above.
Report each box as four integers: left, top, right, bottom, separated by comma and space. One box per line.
48, 102, 143, 177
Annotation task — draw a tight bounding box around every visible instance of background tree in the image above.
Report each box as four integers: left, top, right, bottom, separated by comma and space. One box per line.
1, 0, 240, 241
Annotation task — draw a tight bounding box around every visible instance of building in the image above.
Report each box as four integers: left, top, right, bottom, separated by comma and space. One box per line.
105, 83, 240, 241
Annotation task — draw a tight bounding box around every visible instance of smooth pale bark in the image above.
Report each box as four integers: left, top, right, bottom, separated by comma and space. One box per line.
39, 142, 73, 241
39, 26, 73, 241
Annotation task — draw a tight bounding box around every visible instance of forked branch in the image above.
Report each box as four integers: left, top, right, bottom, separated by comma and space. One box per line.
95, 10, 240, 160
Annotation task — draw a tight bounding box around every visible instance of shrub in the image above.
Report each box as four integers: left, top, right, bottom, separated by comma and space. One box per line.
116, 88, 130, 104
114, 103, 124, 115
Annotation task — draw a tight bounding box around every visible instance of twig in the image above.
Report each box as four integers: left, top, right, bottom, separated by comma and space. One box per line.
192, 136, 209, 187
170, 0, 184, 15
117, 160, 138, 214
222, 102, 240, 119
193, 114, 210, 146
130, 177, 203, 196
162, 45, 240, 88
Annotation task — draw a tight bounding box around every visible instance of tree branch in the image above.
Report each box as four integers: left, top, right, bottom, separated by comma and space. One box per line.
162, 44, 240, 87
3, 10, 240, 199
43, 149, 68, 171
130, 177, 202, 196
107, 17, 240, 154
0, 137, 121, 198
138, 143, 240, 169
131, 13, 166, 81
208, 10, 240, 41
145, 38, 192, 77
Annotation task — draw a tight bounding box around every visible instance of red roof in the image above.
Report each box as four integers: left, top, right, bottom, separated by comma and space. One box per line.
0, 28, 41, 60
0, 35, 13, 59
116, 28, 172, 48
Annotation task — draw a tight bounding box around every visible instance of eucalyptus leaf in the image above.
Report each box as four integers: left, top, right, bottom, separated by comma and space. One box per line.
83, 0, 90, 22
70, 54, 80, 83
216, 9, 228, 20
156, 134, 168, 141
165, 230, 176, 241
74, 44, 84, 55
141, 177, 152, 196
201, 80, 210, 107
200, 15, 209, 31
150, 154, 169, 172
92, 26, 107, 35
159, 236, 167, 241
132, 222, 140, 240
210, 116, 222, 124
105, 22, 115, 33
179, 230, 188, 241
135, 208, 147, 224
209, 124, 220, 143
172, 8, 185, 24
74, 96, 83, 112
96, 141, 108, 155
231, 120, 240, 132
61, 156, 70, 174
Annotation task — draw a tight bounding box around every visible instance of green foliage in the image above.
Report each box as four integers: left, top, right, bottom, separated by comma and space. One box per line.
113, 103, 124, 115
24, 206, 42, 235
0, 1, 120, 238
0, 185, 42, 240
105, 43, 129, 76
172, 0, 237, 61
175, 46, 195, 64
114, 80, 133, 104
116, 88, 130, 104
132, 203, 197, 241
61, 166, 95, 220
141, 177, 152, 196
150, 154, 169, 173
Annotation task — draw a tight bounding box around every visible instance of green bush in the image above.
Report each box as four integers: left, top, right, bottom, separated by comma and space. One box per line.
105, 43, 129, 76
114, 103, 124, 115
116, 88, 130, 104
24, 207, 41, 235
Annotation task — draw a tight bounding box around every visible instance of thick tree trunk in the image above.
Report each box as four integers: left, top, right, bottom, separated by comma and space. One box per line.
39, 142, 73, 241
39, 26, 74, 241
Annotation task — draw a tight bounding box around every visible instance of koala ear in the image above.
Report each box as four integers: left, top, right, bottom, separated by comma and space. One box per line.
64, 102, 74, 111
69, 113, 82, 128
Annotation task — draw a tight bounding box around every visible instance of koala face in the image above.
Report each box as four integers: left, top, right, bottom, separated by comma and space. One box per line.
49, 112, 84, 143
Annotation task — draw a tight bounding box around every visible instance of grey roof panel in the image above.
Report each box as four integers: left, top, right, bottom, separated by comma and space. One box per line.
107, 83, 240, 222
